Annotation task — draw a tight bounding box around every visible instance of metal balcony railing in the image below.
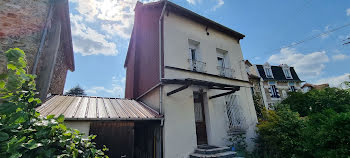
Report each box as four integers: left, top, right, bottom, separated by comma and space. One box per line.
188, 59, 206, 72
217, 66, 234, 78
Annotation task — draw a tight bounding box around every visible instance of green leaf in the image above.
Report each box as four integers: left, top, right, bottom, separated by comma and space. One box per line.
57, 115, 65, 123
0, 132, 9, 141
47, 115, 55, 119
22, 139, 43, 150
9, 153, 22, 158
7, 64, 17, 70
28, 97, 34, 103
14, 116, 26, 124
0, 80, 5, 89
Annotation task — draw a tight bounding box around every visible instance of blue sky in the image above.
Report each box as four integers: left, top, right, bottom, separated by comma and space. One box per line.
65, 0, 350, 97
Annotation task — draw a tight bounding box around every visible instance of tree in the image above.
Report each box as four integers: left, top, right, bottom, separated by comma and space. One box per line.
255, 88, 350, 158
65, 85, 86, 96
0, 48, 107, 157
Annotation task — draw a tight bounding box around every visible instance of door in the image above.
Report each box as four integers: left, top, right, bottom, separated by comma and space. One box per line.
193, 92, 208, 145
89, 122, 134, 158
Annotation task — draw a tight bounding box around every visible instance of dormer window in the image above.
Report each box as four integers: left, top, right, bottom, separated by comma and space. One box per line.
281, 64, 293, 79
263, 62, 273, 78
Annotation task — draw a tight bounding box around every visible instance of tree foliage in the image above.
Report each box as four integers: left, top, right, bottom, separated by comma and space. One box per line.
255, 88, 350, 158
65, 85, 86, 96
0, 48, 108, 158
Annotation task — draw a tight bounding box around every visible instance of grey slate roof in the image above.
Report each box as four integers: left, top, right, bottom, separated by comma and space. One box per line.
256, 65, 301, 81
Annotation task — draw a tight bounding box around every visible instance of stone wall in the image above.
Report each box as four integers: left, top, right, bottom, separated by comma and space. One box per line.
0, 0, 49, 74
48, 44, 68, 95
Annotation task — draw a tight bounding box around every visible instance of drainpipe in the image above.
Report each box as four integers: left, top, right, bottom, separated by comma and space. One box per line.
159, 2, 167, 158
159, 0, 168, 115
32, 0, 54, 74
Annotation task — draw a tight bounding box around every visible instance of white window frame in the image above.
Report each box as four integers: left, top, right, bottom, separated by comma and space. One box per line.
263, 63, 274, 78
281, 64, 293, 79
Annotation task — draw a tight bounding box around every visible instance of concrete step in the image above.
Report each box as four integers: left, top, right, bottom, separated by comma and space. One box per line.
189, 151, 237, 158
195, 146, 231, 154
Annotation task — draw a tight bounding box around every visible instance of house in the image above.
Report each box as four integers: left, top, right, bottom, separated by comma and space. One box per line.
125, 1, 258, 157
0, 0, 74, 100
255, 62, 303, 108
301, 83, 329, 93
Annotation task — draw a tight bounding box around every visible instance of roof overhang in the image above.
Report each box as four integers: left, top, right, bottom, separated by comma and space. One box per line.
55, 0, 75, 71
162, 78, 240, 99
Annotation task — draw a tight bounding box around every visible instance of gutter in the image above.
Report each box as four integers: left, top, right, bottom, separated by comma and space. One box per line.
32, 1, 54, 74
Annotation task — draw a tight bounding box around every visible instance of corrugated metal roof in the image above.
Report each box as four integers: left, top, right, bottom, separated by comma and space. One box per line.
36, 95, 162, 120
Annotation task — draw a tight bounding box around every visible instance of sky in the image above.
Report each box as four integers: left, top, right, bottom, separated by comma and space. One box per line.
64, 0, 350, 97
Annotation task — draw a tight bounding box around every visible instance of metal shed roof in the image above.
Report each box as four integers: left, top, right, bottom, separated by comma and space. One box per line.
36, 95, 162, 121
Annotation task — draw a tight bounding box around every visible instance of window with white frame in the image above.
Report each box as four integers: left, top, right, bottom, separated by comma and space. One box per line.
216, 48, 233, 78
188, 39, 205, 72
281, 64, 293, 79
263, 63, 273, 78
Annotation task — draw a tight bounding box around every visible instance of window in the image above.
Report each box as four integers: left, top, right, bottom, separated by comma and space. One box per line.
281, 64, 293, 79
265, 67, 273, 78
216, 48, 233, 78
190, 48, 196, 61
217, 57, 224, 67
188, 39, 205, 72
283, 69, 292, 79
263, 63, 273, 78
269, 85, 279, 98
290, 86, 296, 92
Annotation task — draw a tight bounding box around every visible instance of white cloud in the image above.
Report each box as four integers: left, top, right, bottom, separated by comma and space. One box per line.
86, 76, 125, 97
268, 48, 329, 79
70, 0, 138, 40
187, 0, 202, 5
315, 73, 350, 87
347, 8, 350, 16
212, 0, 224, 11
332, 54, 349, 61
70, 14, 118, 56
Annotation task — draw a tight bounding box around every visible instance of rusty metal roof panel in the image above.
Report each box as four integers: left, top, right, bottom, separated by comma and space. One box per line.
36, 95, 162, 120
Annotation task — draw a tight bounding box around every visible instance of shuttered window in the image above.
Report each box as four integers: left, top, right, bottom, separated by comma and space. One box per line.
269, 85, 280, 98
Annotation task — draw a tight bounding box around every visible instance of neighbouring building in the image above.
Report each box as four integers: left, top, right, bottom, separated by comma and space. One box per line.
301, 83, 329, 93
125, 1, 258, 157
0, 0, 74, 100
245, 60, 265, 107
255, 62, 303, 108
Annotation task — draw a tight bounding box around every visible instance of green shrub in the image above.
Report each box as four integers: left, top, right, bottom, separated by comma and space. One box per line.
256, 106, 306, 158
282, 88, 350, 116
0, 48, 108, 158
255, 88, 350, 158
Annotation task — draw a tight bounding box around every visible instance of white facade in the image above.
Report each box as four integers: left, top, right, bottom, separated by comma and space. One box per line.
65, 121, 90, 137
159, 12, 257, 157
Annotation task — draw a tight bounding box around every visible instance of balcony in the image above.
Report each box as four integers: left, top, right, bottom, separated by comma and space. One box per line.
217, 66, 234, 78
188, 59, 206, 73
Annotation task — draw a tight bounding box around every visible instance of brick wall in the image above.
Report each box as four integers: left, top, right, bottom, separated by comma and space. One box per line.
0, 0, 49, 74
0, 0, 71, 98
